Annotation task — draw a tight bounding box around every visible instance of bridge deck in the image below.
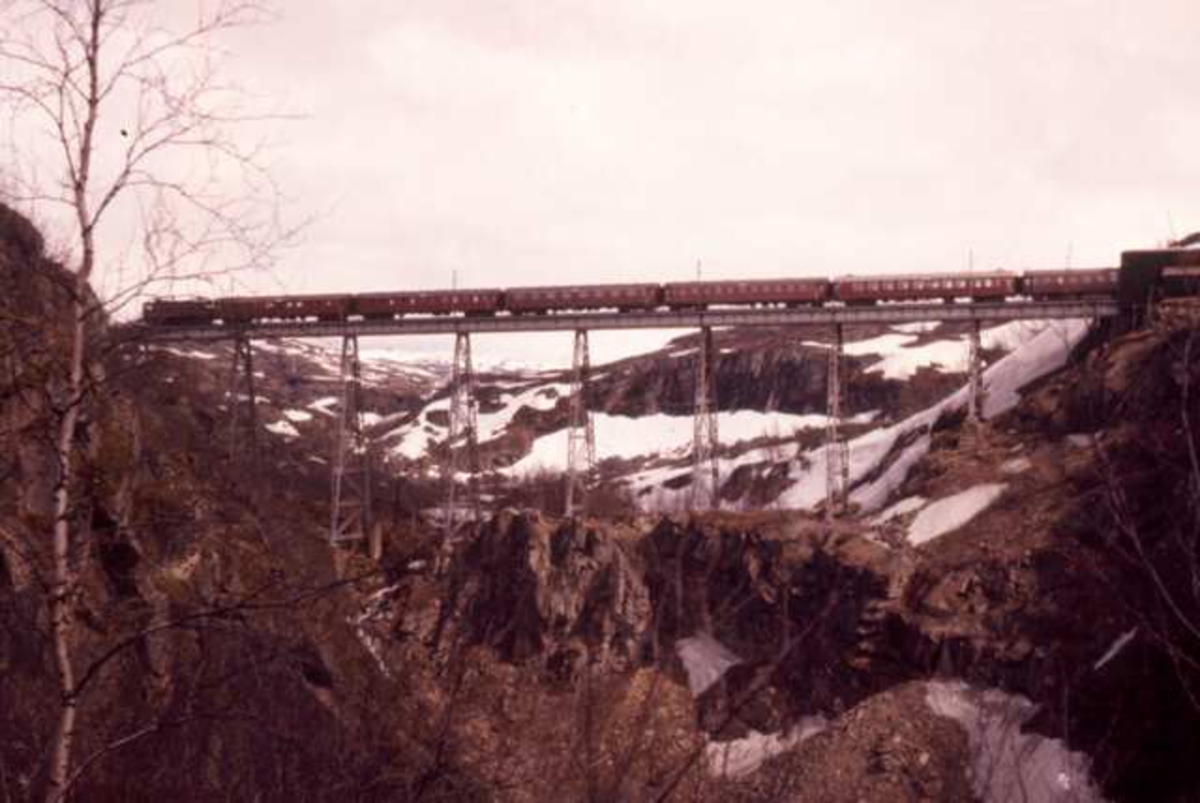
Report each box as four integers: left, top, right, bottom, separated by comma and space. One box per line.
132, 300, 1121, 341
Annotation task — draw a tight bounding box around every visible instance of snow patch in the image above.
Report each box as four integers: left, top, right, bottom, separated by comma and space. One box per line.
925, 681, 1104, 802
870, 495, 928, 525
675, 633, 741, 697
266, 420, 300, 438
851, 435, 932, 513
981, 321, 1088, 418
283, 409, 314, 423
308, 396, 339, 416
705, 717, 828, 778
1000, 456, 1032, 475
162, 347, 219, 361
508, 410, 836, 477
908, 484, 1007, 545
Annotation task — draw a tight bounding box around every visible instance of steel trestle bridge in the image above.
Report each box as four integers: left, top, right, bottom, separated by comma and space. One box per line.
136, 246, 1195, 554
132, 299, 1118, 342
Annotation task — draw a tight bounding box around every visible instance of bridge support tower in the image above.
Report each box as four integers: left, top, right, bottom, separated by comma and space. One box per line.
565, 329, 596, 519
330, 334, 374, 549
825, 324, 850, 520
692, 325, 720, 510
226, 335, 259, 461
442, 331, 480, 563
967, 319, 985, 423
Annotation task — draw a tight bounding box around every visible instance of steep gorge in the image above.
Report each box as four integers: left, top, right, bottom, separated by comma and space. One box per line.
3, 205, 1200, 801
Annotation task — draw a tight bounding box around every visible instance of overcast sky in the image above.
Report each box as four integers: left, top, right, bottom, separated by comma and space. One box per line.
208, 0, 1200, 298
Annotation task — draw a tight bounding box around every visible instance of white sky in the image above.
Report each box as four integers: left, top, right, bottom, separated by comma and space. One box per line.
211, 0, 1200, 297
5, 0, 1200, 366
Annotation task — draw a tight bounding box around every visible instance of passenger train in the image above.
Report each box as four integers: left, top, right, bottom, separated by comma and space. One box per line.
143, 262, 1200, 327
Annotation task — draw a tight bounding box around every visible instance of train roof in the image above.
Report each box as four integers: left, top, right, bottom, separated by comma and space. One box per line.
505, 282, 659, 292
663, 277, 827, 286
834, 271, 1015, 281
1022, 266, 1118, 274
146, 295, 214, 304
354, 288, 503, 296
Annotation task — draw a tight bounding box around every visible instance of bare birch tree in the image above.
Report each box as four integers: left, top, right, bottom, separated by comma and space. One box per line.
0, 2, 292, 798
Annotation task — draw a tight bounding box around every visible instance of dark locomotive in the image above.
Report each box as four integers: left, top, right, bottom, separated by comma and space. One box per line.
143, 260, 1199, 327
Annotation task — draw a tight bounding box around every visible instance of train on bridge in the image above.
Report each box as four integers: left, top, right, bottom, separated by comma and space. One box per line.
144, 261, 1200, 327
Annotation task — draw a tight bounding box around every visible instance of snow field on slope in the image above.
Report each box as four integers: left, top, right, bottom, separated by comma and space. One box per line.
630, 319, 1088, 512
906, 484, 1007, 545
804, 321, 1051, 381
384, 384, 571, 460
505, 410, 841, 476
870, 495, 928, 525
836, 319, 1087, 514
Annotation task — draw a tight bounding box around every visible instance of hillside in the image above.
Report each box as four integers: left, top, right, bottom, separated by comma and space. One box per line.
3, 205, 1200, 801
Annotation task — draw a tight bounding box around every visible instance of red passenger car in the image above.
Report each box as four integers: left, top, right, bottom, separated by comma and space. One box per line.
355, 289, 502, 318
1021, 269, 1118, 300
271, 294, 351, 321
212, 294, 350, 322
833, 272, 1017, 305
663, 278, 829, 309
504, 283, 661, 314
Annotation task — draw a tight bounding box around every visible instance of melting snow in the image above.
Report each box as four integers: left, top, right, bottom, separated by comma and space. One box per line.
840, 321, 1061, 382
1000, 456, 1032, 474
863, 339, 971, 380
476, 383, 570, 441
507, 410, 835, 476
748, 321, 1086, 513
1093, 628, 1138, 671
391, 426, 439, 461
705, 717, 828, 778
675, 633, 742, 697
850, 435, 933, 514
265, 420, 300, 438
308, 396, 340, 416
162, 347, 219, 361
980, 321, 1089, 418
870, 495, 928, 525
907, 484, 1007, 545
925, 681, 1105, 802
